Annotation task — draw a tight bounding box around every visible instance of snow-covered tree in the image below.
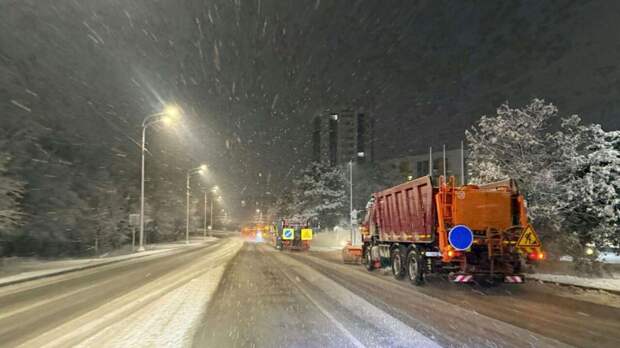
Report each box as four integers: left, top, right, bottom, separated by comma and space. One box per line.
467, 99, 620, 261
0, 152, 25, 248
465, 99, 565, 230
289, 162, 347, 228
559, 121, 620, 251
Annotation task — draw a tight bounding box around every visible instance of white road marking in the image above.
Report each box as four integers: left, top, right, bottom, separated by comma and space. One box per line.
279, 265, 366, 348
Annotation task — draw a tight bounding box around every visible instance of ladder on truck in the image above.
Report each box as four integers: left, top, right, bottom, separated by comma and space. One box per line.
436, 176, 459, 264
486, 228, 504, 276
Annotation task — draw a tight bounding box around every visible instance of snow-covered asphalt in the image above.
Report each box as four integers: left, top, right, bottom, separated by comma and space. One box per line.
1, 237, 619, 347
0, 238, 242, 347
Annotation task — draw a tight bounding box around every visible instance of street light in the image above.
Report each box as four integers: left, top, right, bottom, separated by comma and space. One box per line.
138, 104, 182, 252
203, 191, 208, 240
349, 151, 365, 245
349, 160, 354, 244
208, 186, 220, 230
186, 164, 207, 245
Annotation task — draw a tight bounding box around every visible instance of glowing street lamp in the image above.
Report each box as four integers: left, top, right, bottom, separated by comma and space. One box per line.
208, 189, 222, 230
138, 104, 182, 252
186, 164, 207, 244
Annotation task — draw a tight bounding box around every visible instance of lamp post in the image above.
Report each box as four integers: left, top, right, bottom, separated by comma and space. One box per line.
186, 164, 207, 245
349, 152, 365, 245
349, 160, 353, 244
203, 191, 208, 240
210, 198, 213, 230
139, 104, 181, 252
208, 186, 219, 230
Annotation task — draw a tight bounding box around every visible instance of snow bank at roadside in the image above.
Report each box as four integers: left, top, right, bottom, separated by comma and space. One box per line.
0, 239, 215, 287
530, 273, 620, 293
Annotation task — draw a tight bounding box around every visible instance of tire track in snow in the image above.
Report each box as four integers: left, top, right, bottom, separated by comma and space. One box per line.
262, 246, 441, 347
18, 238, 243, 348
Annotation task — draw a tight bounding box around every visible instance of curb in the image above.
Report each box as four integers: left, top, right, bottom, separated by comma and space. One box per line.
527, 276, 620, 296
0, 242, 212, 288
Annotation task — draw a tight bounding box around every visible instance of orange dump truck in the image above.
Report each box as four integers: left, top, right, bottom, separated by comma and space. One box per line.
362, 175, 543, 285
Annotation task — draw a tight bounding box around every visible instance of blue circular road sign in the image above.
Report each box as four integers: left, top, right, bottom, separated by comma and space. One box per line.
448, 225, 474, 251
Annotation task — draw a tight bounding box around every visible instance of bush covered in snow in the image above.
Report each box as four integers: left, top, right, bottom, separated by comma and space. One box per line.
466, 99, 619, 264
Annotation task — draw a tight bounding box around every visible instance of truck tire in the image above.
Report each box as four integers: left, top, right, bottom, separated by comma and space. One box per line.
391, 248, 406, 279
407, 248, 424, 286
363, 246, 374, 271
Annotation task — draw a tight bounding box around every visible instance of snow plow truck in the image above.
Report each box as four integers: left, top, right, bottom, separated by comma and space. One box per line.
272, 218, 313, 251
362, 175, 544, 285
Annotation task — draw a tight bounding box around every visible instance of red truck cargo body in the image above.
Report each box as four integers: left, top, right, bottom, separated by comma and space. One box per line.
366, 176, 435, 243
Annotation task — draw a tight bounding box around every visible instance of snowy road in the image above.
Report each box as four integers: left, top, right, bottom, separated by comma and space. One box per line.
195, 242, 620, 348
0, 238, 243, 348
295, 250, 620, 348
2, 238, 619, 347
193, 242, 438, 347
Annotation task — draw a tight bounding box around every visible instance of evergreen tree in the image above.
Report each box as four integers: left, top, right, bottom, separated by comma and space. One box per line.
290, 162, 347, 228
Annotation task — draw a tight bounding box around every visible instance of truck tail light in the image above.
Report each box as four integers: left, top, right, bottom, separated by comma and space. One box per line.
529, 252, 544, 260
446, 250, 460, 258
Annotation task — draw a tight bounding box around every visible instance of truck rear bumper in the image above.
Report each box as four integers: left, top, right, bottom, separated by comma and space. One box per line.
449, 273, 524, 283
503, 275, 524, 283
450, 274, 474, 283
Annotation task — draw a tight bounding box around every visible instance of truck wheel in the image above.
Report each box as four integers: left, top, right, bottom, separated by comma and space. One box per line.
407, 248, 424, 286
363, 246, 374, 271
391, 248, 406, 279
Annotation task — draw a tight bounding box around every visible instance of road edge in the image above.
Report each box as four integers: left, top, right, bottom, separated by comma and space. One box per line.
0, 242, 215, 288
527, 275, 620, 296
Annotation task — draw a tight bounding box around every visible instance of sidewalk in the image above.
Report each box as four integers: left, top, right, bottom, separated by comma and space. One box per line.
0, 237, 217, 287
529, 273, 620, 293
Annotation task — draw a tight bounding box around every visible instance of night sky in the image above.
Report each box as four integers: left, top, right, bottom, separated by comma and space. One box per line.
2, 0, 620, 219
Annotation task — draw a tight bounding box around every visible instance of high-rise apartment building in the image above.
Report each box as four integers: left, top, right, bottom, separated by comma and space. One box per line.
312, 110, 374, 165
